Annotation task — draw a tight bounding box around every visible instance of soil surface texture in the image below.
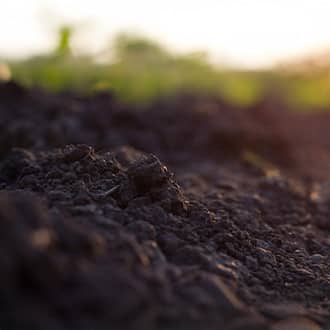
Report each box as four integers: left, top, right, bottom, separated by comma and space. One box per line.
0, 81, 330, 330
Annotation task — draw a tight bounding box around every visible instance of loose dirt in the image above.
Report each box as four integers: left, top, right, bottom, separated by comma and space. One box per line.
0, 81, 329, 329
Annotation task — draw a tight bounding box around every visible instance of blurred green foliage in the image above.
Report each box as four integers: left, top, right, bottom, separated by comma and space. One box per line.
56, 26, 72, 56
4, 27, 330, 109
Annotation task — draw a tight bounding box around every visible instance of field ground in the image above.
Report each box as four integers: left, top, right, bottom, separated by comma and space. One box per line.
0, 81, 329, 329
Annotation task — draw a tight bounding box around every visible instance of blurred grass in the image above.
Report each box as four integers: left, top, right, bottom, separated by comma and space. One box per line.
2, 27, 330, 110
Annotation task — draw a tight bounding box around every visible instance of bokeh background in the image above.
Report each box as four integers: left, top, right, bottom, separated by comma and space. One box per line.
2, 0, 330, 109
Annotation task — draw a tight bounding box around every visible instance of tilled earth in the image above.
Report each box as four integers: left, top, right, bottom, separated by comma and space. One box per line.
0, 81, 330, 330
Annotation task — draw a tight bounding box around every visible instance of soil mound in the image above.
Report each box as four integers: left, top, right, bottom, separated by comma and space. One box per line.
0, 81, 329, 329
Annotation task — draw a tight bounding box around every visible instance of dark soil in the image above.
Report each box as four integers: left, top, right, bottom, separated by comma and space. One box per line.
0, 81, 329, 330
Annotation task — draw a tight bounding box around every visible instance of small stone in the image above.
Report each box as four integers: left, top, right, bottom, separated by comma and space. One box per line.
310, 254, 325, 264
128, 154, 169, 191
63, 144, 93, 163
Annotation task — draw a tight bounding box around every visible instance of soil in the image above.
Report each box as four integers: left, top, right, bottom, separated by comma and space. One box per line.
0, 81, 329, 330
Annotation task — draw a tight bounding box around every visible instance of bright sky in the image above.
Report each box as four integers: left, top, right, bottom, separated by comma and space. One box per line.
2, 0, 330, 68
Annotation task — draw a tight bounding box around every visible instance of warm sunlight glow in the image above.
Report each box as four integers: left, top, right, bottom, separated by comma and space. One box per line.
2, 0, 330, 68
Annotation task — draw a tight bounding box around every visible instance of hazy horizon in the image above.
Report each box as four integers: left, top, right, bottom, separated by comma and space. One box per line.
2, 0, 330, 69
